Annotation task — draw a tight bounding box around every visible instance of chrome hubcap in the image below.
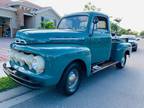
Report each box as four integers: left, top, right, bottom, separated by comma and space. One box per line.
67, 69, 79, 92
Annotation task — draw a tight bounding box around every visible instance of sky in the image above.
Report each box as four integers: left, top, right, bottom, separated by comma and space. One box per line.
17, 0, 144, 32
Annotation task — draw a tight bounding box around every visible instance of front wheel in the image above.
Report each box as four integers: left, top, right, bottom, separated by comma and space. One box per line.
57, 63, 81, 96
116, 55, 127, 69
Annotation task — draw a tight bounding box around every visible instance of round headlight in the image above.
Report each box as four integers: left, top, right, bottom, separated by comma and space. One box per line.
13, 50, 19, 63
9, 49, 16, 61
32, 56, 45, 73
19, 52, 25, 66
24, 54, 34, 70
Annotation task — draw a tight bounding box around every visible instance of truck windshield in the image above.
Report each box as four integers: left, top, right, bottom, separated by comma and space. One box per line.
58, 15, 88, 31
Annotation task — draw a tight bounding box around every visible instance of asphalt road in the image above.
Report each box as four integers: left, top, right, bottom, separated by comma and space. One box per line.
3, 40, 144, 108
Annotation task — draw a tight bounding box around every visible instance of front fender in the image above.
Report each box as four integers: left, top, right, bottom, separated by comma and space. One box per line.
11, 44, 91, 85
48, 46, 92, 85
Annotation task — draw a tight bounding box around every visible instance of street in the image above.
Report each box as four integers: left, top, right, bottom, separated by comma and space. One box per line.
0, 40, 144, 108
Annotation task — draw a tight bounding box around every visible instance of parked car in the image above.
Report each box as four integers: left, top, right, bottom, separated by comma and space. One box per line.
136, 37, 141, 41
3, 12, 132, 95
120, 35, 138, 51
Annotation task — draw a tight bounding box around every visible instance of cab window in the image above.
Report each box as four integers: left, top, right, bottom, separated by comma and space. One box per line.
94, 16, 108, 31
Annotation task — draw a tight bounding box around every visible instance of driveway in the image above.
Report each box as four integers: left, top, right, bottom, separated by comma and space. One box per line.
0, 38, 13, 77
0, 38, 12, 62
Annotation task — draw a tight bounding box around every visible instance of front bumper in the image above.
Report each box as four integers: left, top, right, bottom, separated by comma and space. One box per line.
3, 63, 42, 89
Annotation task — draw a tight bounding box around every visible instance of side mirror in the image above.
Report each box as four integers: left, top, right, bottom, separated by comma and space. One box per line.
89, 17, 99, 36
93, 17, 99, 24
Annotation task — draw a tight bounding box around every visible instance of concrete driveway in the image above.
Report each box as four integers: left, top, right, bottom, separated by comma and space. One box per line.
0, 38, 12, 62
0, 38, 13, 77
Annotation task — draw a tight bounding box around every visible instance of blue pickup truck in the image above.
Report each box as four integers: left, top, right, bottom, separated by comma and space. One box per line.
3, 12, 131, 95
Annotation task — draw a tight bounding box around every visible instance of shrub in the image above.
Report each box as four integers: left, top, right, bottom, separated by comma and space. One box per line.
41, 21, 56, 29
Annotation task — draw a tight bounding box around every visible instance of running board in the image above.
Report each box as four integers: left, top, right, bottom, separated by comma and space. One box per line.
91, 61, 119, 74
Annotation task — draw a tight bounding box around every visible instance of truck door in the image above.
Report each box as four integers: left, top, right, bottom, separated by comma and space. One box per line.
90, 16, 112, 64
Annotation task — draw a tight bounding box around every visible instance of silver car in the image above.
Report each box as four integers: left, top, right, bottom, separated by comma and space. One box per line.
120, 35, 138, 51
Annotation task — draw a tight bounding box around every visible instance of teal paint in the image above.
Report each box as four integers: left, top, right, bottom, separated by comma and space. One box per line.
7, 12, 131, 87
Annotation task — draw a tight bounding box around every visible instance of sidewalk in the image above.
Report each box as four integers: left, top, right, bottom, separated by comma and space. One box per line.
0, 87, 47, 108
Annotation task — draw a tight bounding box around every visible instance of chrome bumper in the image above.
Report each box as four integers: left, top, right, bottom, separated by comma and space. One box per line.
3, 63, 42, 89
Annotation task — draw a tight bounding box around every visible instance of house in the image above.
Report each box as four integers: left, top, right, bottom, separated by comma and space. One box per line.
0, 0, 61, 38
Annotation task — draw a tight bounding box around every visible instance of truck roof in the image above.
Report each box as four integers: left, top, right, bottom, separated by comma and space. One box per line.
63, 11, 109, 18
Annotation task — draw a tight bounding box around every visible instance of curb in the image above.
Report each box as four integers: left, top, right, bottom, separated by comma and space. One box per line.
0, 89, 48, 108
0, 86, 32, 103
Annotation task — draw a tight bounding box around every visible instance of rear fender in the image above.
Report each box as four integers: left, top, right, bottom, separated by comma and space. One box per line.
111, 43, 131, 62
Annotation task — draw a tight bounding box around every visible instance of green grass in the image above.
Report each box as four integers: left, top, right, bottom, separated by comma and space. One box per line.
0, 77, 18, 92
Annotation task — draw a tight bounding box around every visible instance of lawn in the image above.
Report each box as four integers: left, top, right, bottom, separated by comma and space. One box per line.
0, 77, 18, 92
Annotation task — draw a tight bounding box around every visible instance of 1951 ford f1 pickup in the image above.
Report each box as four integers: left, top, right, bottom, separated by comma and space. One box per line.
3, 12, 132, 95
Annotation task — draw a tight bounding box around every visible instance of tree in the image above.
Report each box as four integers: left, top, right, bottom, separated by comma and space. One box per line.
110, 22, 138, 36
119, 28, 129, 35
84, 2, 101, 11
110, 22, 120, 34
127, 30, 138, 36
41, 21, 55, 29
140, 31, 144, 36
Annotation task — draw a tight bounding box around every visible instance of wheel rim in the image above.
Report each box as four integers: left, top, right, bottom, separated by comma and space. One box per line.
67, 69, 79, 92
121, 56, 126, 67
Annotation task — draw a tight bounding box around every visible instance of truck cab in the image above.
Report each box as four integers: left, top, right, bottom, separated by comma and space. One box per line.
88, 14, 112, 63
3, 12, 132, 95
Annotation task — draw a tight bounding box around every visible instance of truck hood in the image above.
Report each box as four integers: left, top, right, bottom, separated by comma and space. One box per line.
15, 29, 87, 44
